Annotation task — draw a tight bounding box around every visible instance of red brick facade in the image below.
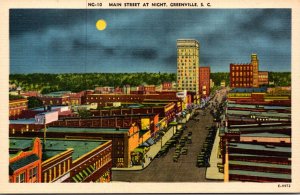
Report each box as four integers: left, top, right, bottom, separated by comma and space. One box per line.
42, 140, 113, 183
258, 71, 269, 85
199, 67, 210, 97
9, 138, 42, 183
230, 64, 253, 88
9, 99, 28, 119
162, 82, 172, 90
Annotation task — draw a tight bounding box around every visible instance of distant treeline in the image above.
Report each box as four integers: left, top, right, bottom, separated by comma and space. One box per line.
9, 72, 291, 94
10, 73, 176, 94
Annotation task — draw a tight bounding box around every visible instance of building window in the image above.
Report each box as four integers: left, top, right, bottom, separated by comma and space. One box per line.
16, 172, 26, 183
29, 166, 38, 182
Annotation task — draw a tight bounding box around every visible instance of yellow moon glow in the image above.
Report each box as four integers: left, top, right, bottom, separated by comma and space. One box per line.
96, 19, 107, 31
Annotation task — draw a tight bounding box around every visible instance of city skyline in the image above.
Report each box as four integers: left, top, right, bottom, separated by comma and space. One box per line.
10, 9, 291, 74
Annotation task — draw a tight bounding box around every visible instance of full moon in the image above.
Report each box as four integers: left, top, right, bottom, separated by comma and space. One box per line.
96, 19, 107, 31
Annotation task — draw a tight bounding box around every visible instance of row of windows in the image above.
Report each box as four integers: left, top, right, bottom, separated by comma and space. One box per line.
259, 75, 268, 78
231, 72, 253, 76
15, 166, 38, 183
9, 108, 23, 116
178, 63, 197, 66
178, 73, 196, 76
232, 78, 252, 82
178, 51, 197, 54
94, 153, 112, 169
89, 97, 141, 101
177, 77, 197, 80
231, 66, 252, 71
178, 80, 196, 84
182, 88, 196, 91
44, 159, 70, 183
231, 83, 252, 87
178, 84, 198, 88
178, 67, 197, 70
178, 59, 196, 63
10, 102, 27, 108
11, 126, 36, 134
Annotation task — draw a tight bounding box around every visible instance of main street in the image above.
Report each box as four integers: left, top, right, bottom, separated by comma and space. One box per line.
112, 88, 228, 182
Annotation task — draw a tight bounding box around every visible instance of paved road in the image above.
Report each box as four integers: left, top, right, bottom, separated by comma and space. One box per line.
112, 109, 215, 182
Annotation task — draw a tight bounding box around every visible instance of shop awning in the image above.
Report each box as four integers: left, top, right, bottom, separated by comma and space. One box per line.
140, 142, 150, 147
146, 138, 155, 146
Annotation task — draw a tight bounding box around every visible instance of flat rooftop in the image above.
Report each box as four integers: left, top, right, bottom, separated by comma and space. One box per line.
229, 125, 291, 132
10, 118, 36, 125
229, 153, 291, 159
227, 110, 291, 118
44, 127, 129, 134
9, 138, 35, 157
32, 105, 69, 111
44, 91, 71, 97
229, 160, 291, 169
241, 132, 290, 138
42, 138, 107, 161
229, 87, 267, 93
228, 143, 291, 153
227, 103, 290, 110
98, 103, 170, 109
9, 137, 109, 161
229, 170, 291, 180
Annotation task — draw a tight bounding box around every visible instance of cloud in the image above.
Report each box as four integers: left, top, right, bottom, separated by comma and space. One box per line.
131, 48, 158, 60
10, 9, 291, 73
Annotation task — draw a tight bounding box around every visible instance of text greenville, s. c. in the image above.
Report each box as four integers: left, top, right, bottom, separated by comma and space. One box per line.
87, 2, 212, 8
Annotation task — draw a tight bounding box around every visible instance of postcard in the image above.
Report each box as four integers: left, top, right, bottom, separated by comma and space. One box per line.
0, 0, 300, 193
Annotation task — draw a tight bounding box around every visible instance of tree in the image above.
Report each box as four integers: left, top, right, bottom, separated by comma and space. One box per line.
78, 109, 92, 118
27, 97, 43, 109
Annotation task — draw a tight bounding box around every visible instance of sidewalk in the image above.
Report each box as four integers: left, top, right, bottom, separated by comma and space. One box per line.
112, 125, 177, 171
205, 128, 224, 180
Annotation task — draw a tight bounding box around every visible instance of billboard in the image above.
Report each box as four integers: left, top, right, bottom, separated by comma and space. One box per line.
35, 111, 59, 125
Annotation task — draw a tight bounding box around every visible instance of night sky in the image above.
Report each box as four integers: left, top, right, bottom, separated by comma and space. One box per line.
10, 9, 291, 74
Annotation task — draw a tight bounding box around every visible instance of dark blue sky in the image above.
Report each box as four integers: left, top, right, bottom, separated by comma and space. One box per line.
10, 9, 291, 73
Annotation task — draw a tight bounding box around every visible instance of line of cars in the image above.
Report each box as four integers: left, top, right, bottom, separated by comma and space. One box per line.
155, 125, 188, 158
196, 125, 217, 167
173, 131, 192, 162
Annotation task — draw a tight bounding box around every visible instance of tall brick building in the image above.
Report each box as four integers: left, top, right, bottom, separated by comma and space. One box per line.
230, 63, 253, 88
230, 54, 267, 88
199, 66, 210, 97
258, 71, 269, 85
